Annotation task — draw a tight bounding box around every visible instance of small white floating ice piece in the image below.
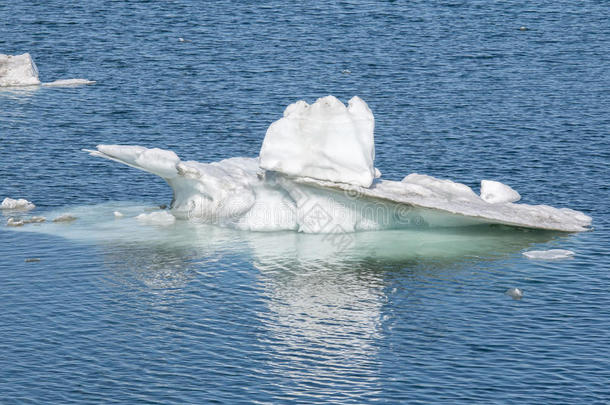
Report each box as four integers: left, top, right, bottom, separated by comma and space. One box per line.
24, 216, 46, 224
480, 180, 521, 204
505, 287, 523, 300
42, 79, 96, 87
113, 211, 124, 218
523, 249, 575, 260
0, 53, 40, 87
53, 214, 77, 223
1, 197, 35, 211
259, 95, 378, 187
6, 217, 24, 227
136, 211, 176, 226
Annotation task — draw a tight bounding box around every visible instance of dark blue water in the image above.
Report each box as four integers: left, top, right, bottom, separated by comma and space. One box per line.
1, 1, 609, 403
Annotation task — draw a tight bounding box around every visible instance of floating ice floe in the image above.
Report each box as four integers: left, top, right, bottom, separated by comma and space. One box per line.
86, 96, 592, 234
0, 53, 94, 88
523, 249, 575, 260
1, 197, 35, 211
136, 211, 176, 226
114, 211, 124, 218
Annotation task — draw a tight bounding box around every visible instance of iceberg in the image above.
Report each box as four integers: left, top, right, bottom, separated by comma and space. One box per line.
86, 96, 591, 233
0, 53, 94, 87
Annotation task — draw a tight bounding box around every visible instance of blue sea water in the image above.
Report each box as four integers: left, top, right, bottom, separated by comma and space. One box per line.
1, 1, 609, 403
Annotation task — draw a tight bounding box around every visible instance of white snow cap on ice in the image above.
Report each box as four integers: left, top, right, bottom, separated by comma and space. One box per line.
259, 95, 378, 187
0, 53, 40, 87
480, 180, 521, 204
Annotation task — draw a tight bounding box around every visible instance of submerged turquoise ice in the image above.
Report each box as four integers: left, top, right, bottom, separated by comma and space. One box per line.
1, 0, 609, 403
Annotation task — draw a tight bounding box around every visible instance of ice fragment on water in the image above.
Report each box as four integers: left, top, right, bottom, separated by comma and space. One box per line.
523, 249, 575, 260
505, 287, 523, 300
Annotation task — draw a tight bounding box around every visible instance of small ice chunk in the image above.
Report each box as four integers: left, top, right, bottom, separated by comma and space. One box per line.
53, 214, 77, 223
24, 216, 46, 224
113, 211, 124, 218
523, 249, 575, 260
6, 217, 24, 227
1, 197, 35, 211
0, 53, 40, 87
42, 79, 95, 87
480, 180, 521, 204
259, 95, 377, 187
136, 211, 176, 226
505, 287, 523, 300
25, 258, 41, 263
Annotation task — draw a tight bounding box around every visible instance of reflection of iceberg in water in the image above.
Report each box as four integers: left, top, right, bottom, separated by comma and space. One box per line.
6, 201, 569, 391
86, 96, 591, 233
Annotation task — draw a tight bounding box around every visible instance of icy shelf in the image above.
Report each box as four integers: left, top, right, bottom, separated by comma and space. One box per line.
85, 96, 592, 233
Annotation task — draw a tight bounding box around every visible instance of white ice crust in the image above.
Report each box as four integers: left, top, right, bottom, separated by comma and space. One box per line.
1, 197, 35, 211
85, 96, 592, 234
523, 249, 575, 260
260, 96, 377, 187
0, 53, 40, 87
0, 53, 94, 87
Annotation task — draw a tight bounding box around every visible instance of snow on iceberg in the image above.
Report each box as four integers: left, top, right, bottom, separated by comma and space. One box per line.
85, 96, 592, 233
0, 53, 94, 87
480, 180, 521, 204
